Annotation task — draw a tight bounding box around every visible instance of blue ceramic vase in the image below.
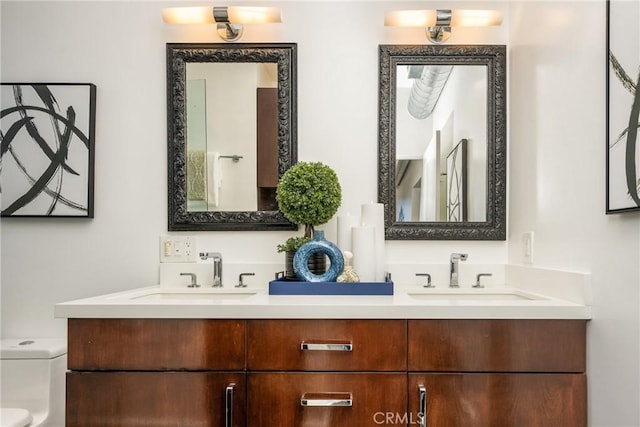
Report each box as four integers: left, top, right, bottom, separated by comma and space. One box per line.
293, 231, 344, 282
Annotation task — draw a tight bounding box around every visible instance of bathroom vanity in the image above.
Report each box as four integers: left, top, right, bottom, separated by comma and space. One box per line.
57, 285, 589, 427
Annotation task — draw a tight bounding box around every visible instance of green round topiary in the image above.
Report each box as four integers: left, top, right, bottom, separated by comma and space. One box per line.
276, 161, 342, 237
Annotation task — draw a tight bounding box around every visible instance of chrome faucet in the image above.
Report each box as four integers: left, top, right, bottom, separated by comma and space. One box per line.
449, 253, 468, 288
200, 252, 223, 287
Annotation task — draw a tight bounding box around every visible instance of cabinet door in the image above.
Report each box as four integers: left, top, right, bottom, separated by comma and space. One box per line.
408, 373, 587, 427
248, 373, 406, 427
67, 372, 246, 427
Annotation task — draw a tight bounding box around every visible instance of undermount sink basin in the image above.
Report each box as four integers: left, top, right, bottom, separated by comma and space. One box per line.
115, 288, 258, 303
405, 288, 547, 302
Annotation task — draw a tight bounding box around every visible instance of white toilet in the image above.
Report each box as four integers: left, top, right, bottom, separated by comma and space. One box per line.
0, 338, 67, 427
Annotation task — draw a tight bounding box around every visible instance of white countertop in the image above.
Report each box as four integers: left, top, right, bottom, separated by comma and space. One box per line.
54, 284, 591, 320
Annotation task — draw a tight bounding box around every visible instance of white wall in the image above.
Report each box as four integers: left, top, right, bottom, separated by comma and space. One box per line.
508, 1, 639, 425
2, 1, 638, 425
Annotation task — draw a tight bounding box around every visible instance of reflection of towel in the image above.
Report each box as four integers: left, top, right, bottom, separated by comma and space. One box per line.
207, 152, 222, 208
187, 151, 206, 201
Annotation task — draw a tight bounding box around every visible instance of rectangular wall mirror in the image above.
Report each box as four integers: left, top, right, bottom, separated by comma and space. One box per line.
378, 45, 506, 240
167, 43, 297, 231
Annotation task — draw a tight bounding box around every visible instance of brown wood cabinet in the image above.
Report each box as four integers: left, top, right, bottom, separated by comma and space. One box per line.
246, 320, 407, 426
408, 319, 586, 372
407, 373, 586, 427
67, 372, 246, 427
65, 318, 587, 427
248, 373, 406, 426
408, 320, 587, 427
66, 319, 246, 427
68, 319, 245, 371
247, 319, 406, 371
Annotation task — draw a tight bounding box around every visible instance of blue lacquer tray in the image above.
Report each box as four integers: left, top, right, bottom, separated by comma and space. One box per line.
268, 278, 394, 296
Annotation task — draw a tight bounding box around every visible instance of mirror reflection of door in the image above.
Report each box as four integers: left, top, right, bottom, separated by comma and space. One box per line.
186, 62, 278, 212
395, 64, 487, 223
186, 79, 208, 212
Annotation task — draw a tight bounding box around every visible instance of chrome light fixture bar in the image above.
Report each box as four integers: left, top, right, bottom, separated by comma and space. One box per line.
384, 9, 503, 43
162, 6, 282, 42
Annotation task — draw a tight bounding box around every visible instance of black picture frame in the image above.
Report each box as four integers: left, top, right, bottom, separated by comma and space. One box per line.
606, 0, 640, 214
0, 83, 96, 218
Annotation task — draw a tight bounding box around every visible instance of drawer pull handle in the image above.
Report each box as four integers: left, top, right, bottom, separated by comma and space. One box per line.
301, 341, 353, 351
418, 385, 426, 427
300, 392, 353, 407
225, 383, 235, 427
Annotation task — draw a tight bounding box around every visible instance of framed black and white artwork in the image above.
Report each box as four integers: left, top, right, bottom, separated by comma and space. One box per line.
607, 0, 640, 214
0, 83, 96, 217
446, 138, 468, 222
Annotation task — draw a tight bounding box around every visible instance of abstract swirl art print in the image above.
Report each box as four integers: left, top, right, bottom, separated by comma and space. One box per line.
607, 0, 640, 214
0, 83, 96, 217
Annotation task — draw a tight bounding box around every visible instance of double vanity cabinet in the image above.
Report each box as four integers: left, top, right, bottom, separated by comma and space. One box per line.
65, 317, 587, 426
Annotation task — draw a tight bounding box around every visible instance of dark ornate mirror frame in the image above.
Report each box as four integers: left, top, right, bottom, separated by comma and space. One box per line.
167, 43, 297, 231
378, 44, 507, 240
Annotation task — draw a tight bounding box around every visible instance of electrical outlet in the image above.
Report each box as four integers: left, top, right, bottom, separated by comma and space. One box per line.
522, 231, 534, 264
160, 236, 196, 263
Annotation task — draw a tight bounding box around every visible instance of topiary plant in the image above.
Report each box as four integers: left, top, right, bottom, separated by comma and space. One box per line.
276, 161, 342, 238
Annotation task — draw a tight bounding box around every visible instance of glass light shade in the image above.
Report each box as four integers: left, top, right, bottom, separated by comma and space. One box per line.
162, 7, 214, 24
162, 6, 281, 25
384, 10, 438, 27
450, 10, 502, 27
385, 9, 502, 28
227, 7, 282, 24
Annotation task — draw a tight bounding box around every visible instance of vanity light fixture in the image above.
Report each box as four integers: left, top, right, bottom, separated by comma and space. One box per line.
162, 6, 282, 42
384, 9, 502, 43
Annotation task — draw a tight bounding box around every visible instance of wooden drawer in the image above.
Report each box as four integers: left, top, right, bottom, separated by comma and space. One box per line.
67, 371, 246, 427
408, 373, 587, 426
408, 319, 586, 372
68, 319, 245, 370
247, 319, 406, 371
248, 372, 406, 426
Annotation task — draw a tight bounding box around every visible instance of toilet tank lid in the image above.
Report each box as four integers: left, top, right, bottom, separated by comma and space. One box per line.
1, 339, 67, 359
0, 408, 33, 427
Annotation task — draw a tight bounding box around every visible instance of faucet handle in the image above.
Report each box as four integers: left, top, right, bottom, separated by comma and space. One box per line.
416, 273, 434, 288
237, 272, 255, 288
180, 272, 200, 288
474, 273, 492, 288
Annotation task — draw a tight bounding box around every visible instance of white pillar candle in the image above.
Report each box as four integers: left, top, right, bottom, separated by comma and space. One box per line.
361, 202, 386, 282
337, 213, 360, 253
351, 226, 376, 282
